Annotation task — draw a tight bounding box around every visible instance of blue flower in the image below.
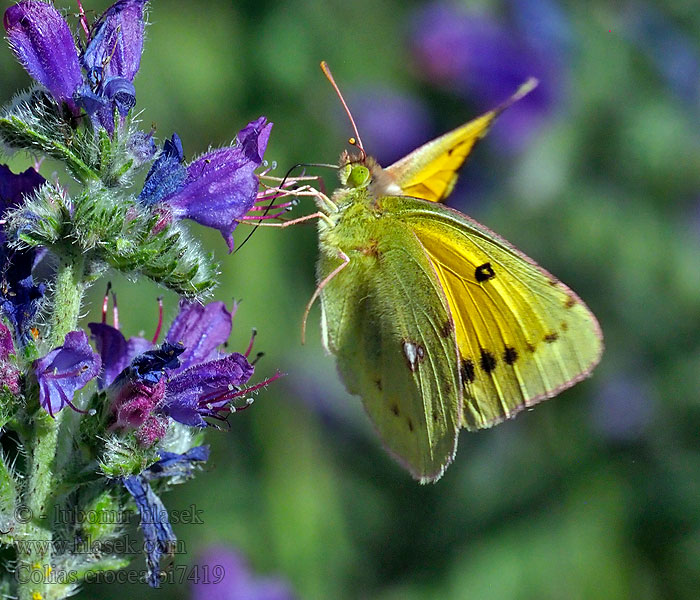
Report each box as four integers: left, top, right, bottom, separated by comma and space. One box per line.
123, 446, 209, 587
138, 118, 273, 251
33, 330, 101, 416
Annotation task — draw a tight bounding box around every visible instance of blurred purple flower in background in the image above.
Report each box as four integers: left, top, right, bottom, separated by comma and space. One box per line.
408, 1, 568, 150
192, 546, 296, 600
345, 87, 433, 166
590, 374, 655, 442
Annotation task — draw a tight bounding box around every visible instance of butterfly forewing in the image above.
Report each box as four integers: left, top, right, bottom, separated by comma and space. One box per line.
383, 79, 538, 204
387, 195, 603, 429
383, 112, 497, 203
318, 212, 461, 482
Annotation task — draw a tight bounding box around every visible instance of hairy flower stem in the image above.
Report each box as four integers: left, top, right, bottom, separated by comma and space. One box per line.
49, 253, 87, 348
17, 411, 61, 600
15, 253, 87, 600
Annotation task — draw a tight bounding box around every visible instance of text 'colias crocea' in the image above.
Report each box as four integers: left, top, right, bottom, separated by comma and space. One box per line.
304, 62, 603, 483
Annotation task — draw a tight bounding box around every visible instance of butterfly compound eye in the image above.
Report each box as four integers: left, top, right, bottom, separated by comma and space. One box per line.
347, 165, 370, 189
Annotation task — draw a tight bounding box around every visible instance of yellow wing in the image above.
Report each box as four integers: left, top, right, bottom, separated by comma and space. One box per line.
389, 196, 603, 429
382, 79, 538, 203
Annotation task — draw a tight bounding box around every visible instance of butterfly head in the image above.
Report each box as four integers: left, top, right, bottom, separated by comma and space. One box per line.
338, 149, 386, 191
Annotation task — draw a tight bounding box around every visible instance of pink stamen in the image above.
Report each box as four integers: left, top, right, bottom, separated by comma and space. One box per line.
244, 328, 257, 358
248, 201, 294, 211
240, 211, 287, 221
152, 297, 164, 344
112, 292, 119, 330
201, 372, 284, 406
76, 1, 91, 40
101, 282, 112, 324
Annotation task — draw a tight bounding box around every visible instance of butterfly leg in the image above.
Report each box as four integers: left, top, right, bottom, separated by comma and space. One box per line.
237, 211, 335, 228
301, 249, 350, 344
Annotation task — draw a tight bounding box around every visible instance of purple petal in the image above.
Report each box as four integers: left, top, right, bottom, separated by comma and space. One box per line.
165, 301, 234, 371
34, 330, 101, 416
163, 353, 254, 427
83, 0, 148, 83
166, 118, 272, 251
4, 1, 82, 109
88, 322, 150, 388
0, 164, 45, 214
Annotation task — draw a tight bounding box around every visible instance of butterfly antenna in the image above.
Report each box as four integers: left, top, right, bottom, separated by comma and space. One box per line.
320, 61, 366, 159
234, 162, 338, 254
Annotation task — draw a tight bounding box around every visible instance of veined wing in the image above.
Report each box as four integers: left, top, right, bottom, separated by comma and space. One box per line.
318, 219, 461, 482
388, 195, 603, 429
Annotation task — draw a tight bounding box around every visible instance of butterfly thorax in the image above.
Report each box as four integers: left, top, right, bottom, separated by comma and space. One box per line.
320, 186, 380, 254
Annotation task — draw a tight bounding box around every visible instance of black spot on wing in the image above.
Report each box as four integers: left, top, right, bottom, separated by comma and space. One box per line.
503, 346, 518, 365
544, 332, 559, 343
461, 358, 476, 383
480, 349, 497, 373
475, 262, 496, 283
391, 403, 400, 416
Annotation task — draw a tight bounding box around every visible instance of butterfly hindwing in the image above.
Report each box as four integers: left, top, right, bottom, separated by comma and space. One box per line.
384, 195, 603, 429
318, 207, 461, 482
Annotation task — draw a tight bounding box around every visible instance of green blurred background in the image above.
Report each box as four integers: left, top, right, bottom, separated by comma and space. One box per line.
3, 0, 700, 598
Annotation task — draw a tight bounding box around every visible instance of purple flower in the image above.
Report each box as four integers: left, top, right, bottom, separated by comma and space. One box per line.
162, 353, 255, 427
93, 299, 278, 435
139, 118, 273, 251
33, 331, 101, 416
82, 0, 148, 85
78, 0, 148, 130
0, 164, 45, 214
4, 0, 148, 131
409, 2, 563, 149
123, 446, 209, 587
192, 547, 296, 600
590, 375, 654, 442
3, 1, 83, 111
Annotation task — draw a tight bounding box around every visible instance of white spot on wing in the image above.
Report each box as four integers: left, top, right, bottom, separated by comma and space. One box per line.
402, 340, 425, 372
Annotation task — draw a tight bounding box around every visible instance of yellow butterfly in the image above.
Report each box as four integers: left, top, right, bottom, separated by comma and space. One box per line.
303, 63, 602, 483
